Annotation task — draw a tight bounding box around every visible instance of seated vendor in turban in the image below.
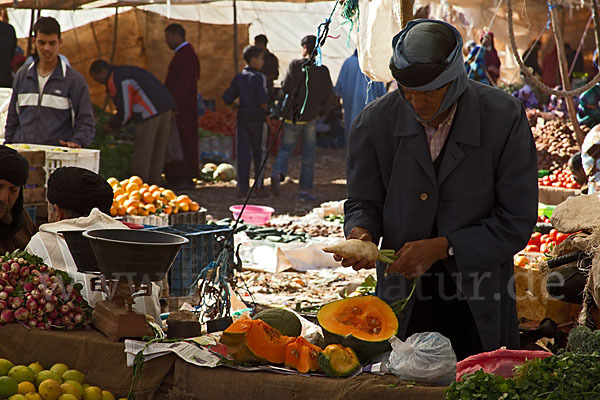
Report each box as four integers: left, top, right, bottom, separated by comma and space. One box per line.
0, 145, 37, 253
25, 167, 162, 324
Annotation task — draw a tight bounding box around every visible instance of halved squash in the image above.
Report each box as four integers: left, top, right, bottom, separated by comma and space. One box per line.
317, 296, 398, 363
317, 344, 361, 377
219, 318, 254, 347
219, 318, 296, 365
246, 319, 295, 364
285, 336, 322, 373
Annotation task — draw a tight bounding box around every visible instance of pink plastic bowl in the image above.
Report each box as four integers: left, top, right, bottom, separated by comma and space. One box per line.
229, 205, 275, 226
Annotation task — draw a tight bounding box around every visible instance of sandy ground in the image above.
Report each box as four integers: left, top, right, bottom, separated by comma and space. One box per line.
185, 147, 348, 220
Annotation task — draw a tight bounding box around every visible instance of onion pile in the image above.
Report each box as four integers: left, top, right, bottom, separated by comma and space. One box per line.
0, 250, 92, 330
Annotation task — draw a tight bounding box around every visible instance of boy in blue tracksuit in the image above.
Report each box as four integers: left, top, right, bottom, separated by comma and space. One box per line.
223, 46, 269, 197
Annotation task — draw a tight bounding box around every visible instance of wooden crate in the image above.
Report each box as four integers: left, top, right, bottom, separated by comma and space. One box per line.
18, 149, 48, 222
513, 265, 574, 323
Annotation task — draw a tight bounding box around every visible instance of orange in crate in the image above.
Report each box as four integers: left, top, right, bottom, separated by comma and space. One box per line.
143, 192, 154, 204
126, 206, 138, 215
176, 194, 191, 205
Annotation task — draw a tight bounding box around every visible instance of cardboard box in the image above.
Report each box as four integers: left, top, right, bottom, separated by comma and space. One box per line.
513, 265, 574, 323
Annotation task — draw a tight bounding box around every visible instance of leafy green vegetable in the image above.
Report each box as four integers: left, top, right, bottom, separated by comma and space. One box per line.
566, 326, 600, 354
325, 214, 344, 223
446, 353, 600, 400
88, 105, 133, 180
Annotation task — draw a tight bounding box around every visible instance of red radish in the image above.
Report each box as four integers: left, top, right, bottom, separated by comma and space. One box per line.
44, 302, 55, 313
73, 313, 83, 324
13, 307, 28, 321
26, 298, 37, 312
0, 309, 14, 323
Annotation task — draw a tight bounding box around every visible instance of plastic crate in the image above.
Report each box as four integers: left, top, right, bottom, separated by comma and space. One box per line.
25, 206, 36, 222
168, 208, 207, 225
9, 143, 100, 185
145, 224, 233, 297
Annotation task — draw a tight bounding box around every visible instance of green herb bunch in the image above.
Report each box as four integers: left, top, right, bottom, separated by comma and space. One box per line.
446, 352, 600, 400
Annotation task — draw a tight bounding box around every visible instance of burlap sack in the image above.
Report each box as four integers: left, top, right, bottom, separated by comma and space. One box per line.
551, 193, 600, 233
550, 193, 600, 313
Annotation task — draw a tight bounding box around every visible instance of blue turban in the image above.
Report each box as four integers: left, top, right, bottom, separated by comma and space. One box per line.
389, 19, 468, 123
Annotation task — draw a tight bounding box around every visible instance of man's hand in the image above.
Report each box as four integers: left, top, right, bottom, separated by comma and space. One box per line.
59, 140, 81, 149
334, 227, 376, 271
386, 237, 449, 279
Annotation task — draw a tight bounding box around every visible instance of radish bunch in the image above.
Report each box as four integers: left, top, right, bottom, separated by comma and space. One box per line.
0, 250, 92, 330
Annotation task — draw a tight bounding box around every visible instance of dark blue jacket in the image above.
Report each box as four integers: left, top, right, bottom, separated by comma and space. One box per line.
5, 58, 95, 147
222, 66, 268, 122
107, 65, 175, 129
345, 81, 538, 352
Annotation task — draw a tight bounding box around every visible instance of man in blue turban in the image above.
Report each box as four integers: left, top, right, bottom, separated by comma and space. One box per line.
336, 20, 538, 360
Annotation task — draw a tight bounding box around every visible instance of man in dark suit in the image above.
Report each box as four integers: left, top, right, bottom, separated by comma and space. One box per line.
164, 23, 200, 190
0, 9, 16, 88
338, 20, 538, 360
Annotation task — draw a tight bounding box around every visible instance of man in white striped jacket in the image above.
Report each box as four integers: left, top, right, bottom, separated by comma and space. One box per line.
4, 17, 95, 148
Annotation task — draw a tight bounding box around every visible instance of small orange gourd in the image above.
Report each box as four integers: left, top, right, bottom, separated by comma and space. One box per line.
284, 337, 322, 373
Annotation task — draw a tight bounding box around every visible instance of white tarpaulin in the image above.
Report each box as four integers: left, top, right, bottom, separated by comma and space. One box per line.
355, 0, 401, 82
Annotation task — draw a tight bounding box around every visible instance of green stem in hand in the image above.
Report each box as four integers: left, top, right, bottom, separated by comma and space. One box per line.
390, 278, 418, 316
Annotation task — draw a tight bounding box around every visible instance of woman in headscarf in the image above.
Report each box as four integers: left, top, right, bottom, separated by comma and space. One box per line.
481, 30, 501, 85
338, 20, 538, 360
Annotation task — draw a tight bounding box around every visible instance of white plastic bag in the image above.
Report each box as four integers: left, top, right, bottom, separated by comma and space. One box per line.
355, 0, 402, 82
386, 332, 457, 385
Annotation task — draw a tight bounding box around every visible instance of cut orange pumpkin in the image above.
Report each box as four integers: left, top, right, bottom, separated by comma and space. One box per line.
219, 318, 295, 365
317, 296, 398, 363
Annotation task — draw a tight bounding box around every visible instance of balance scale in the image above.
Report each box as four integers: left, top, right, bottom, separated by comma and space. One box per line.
63, 229, 188, 342
90, 277, 153, 341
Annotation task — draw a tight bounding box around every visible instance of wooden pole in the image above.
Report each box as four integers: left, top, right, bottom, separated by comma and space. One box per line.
233, 0, 239, 73
400, 0, 413, 28
549, 2, 586, 147
26, 8, 34, 57
109, 7, 119, 64
591, 0, 600, 54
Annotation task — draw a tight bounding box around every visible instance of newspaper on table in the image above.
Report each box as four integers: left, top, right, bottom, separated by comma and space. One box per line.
124, 338, 362, 377
124, 339, 222, 368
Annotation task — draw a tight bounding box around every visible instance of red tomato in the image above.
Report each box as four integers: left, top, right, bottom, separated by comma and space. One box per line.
540, 243, 549, 253
540, 234, 550, 244
528, 232, 542, 247
549, 229, 558, 240
525, 244, 540, 252
556, 232, 569, 244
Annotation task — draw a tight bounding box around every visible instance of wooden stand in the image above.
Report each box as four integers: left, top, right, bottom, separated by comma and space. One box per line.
91, 280, 153, 342
92, 301, 152, 342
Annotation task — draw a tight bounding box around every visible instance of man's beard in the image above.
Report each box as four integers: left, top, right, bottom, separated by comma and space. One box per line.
0, 202, 13, 225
